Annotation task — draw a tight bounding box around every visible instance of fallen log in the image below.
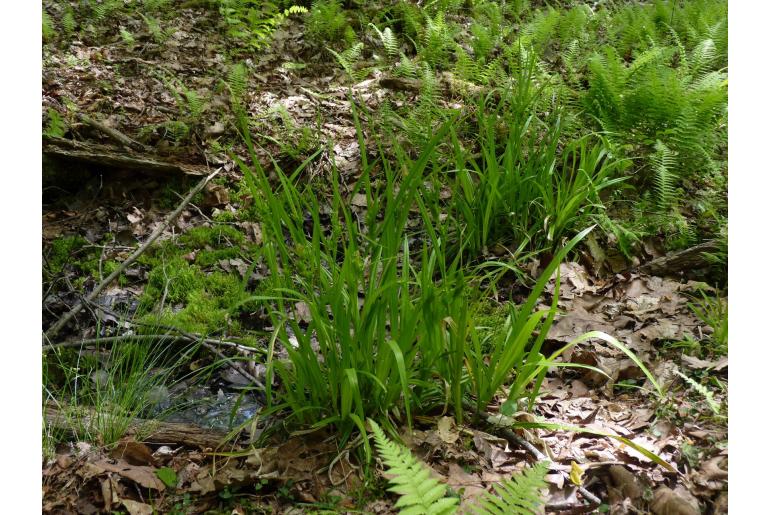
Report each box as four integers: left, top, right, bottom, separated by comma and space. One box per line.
379, 72, 492, 99
43, 136, 208, 176
45, 404, 230, 450
636, 239, 721, 276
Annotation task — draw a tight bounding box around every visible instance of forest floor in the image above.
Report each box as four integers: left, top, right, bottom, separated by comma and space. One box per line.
42, 1, 727, 514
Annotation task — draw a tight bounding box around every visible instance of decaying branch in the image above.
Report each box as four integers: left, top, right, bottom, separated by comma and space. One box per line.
43, 136, 209, 176
43, 333, 257, 354
379, 72, 495, 99
75, 112, 151, 153
636, 239, 721, 276
45, 404, 229, 450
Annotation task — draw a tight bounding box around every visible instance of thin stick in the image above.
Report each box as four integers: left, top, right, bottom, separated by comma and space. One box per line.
163, 325, 265, 390
43, 334, 257, 354
43, 168, 221, 341
497, 425, 601, 506
465, 402, 603, 507
76, 112, 150, 153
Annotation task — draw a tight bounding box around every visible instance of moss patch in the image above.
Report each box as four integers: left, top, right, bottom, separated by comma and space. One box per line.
179, 224, 244, 248
45, 235, 90, 278
138, 251, 253, 335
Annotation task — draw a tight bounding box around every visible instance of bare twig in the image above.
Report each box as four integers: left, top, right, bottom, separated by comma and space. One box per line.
44, 168, 221, 341
496, 425, 601, 506
143, 322, 265, 391
43, 333, 257, 354
465, 402, 603, 507
75, 112, 151, 153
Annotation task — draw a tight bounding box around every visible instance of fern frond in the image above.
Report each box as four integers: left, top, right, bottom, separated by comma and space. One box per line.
283, 5, 308, 16
454, 49, 480, 83
563, 39, 581, 83
689, 38, 717, 79
42, 11, 55, 42
62, 9, 77, 36
705, 20, 727, 65
184, 89, 204, 120
395, 53, 419, 79
119, 28, 135, 47
329, 42, 364, 80
666, 24, 689, 75
161, 120, 190, 143
472, 462, 549, 515
470, 22, 494, 61
627, 46, 666, 77
651, 140, 678, 208
370, 420, 459, 515
674, 371, 720, 415
422, 11, 452, 68
92, 0, 120, 21
227, 62, 249, 101
370, 24, 399, 61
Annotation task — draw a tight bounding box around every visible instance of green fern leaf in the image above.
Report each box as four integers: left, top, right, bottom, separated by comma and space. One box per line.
651, 140, 677, 208
119, 28, 135, 47
370, 24, 399, 61
472, 462, 548, 515
690, 38, 717, 78
396, 53, 419, 79
42, 11, 55, 42
674, 371, 720, 415
227, 62, 249, 101
666, 24, 689, 75
370, 420, 458, 515
329, 42, 364, 80
92, 0, 120, 21
184, 89, 204, 120
62, 9, 77, 36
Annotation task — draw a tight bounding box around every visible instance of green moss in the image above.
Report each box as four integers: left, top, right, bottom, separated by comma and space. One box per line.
44, 236, 127, 285
142, 293, 237, 335
143, 257, 206, 307
179, 225, 244, 249
213, 210, 237, 223
474, 300, 508, 332
45, 236, 89, 278
138, 256, 250, 335
195, 247, 243, 267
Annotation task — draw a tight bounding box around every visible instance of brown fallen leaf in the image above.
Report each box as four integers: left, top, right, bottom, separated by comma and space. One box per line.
437, 417, 460, 444
91, 459, 166, 491
56, 454, 74, 469
651, 486, 700, 515
110, 438, 156, 466
700, 456, 728, 481
203, 183, 230, 208
712, 491, 728, 514
294, 301, 312, 323
682, 355, 728, 371
100, 477, 115, 511
608, 465, 643, 500
445, 462, 486, 502
240, 221, 263, 245
350, 193, 367, 207
122, 499, 154, 515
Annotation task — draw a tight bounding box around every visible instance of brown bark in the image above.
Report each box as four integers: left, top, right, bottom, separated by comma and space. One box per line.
379, 72, 489, 98
43, 136, 208, 176
636, 240, 721, 276
45, 405, 230, 450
